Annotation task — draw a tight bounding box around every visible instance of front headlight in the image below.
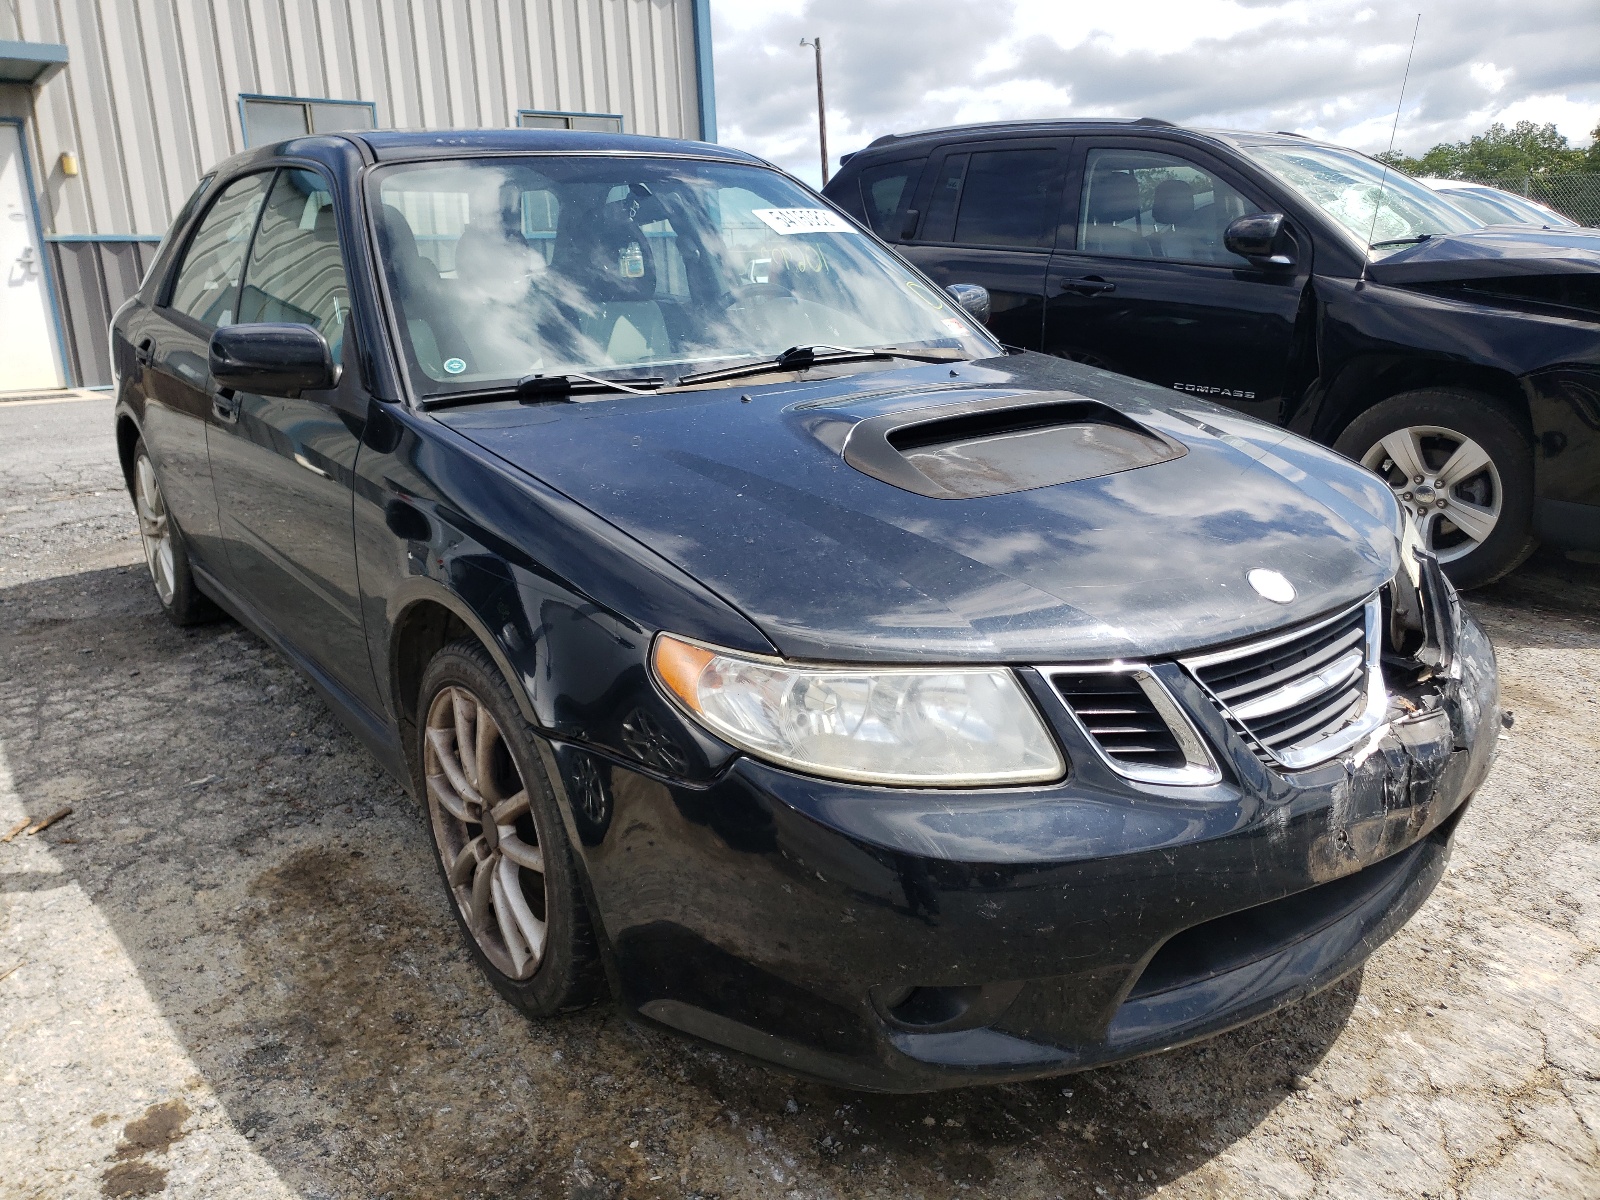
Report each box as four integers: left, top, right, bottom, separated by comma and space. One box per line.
652, 634, 1065, 787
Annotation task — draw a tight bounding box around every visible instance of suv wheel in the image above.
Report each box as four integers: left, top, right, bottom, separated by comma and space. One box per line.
416, 639, 604, 1016
132, 438, 219, 625
1334, 389, 1536, 589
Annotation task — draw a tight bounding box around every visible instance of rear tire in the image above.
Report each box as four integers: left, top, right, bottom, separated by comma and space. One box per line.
1333, 389, 1536, 589
414, 639, 604, 1017
131, 438, 220, 626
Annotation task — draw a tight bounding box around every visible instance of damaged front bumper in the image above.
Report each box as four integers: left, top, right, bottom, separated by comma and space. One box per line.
564, 604, 1498, 1093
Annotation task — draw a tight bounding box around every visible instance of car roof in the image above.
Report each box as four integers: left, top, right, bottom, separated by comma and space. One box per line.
839, 118, 1339, 164
203, 128, 767, 178
352, 128, 766, 164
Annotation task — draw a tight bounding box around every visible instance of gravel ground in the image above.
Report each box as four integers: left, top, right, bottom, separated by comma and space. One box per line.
2, 394, 1598, 1200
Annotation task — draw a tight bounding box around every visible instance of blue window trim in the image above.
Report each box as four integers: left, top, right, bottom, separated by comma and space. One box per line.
515, 108, 626, 131
691, 0, 717, 142
0, 116, 71, 386
238, 93, 377, 147
0, 38, 69, 86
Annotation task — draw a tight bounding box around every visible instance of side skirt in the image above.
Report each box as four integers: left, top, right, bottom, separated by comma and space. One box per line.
192, 565, 409, 785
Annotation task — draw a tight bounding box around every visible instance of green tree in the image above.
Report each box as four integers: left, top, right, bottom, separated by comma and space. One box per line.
1382, 121, 1585, 179
1584, 122, 1600, 172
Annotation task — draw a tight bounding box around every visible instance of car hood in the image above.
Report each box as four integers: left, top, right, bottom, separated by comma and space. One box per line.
1367, 224, 1600, 285
441, 354, 1400, 663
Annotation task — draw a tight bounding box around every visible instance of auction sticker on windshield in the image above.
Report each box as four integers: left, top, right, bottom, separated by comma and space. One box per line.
752, 208, 857, 235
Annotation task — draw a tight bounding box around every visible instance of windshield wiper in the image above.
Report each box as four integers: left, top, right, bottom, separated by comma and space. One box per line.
424, 371, 665, 408
1370, 234, 1433, 249
673, 343, 968, 388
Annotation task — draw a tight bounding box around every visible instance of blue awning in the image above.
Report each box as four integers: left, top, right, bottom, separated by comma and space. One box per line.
0, 40, 68, 86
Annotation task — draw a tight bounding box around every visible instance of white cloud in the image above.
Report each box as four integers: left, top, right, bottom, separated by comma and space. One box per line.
710, 0, 1600, 186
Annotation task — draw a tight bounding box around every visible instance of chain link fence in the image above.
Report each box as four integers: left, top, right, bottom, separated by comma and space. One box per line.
1455, 171, 1600, 226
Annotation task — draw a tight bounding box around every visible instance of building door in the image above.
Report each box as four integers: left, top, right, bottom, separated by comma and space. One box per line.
0, 122, 63, 391
1043, 142, 1308, 423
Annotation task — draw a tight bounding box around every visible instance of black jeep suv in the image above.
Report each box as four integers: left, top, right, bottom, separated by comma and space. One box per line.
824, 119, 1600, 587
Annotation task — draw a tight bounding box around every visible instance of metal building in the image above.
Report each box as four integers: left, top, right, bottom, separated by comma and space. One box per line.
0, 0, 716, 392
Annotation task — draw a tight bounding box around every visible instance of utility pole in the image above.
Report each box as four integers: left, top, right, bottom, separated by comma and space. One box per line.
799, 37, 829, 185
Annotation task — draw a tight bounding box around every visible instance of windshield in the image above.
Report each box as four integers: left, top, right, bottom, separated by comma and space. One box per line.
369, 156, 999, 397
1234, 138, 1477, 257
1444, 187, 1574, 227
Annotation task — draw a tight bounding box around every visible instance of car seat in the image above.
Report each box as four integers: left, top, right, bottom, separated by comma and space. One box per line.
553, 208, 670, 365
378, 205, 470, 378
1151, 178, 1209, 261
1082, 170, 1148, 257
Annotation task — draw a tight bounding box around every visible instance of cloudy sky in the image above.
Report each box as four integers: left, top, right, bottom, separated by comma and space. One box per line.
710, 0, 1600, 186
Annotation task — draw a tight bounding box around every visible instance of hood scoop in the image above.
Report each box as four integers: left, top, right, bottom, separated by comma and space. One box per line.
841, 391, 1187, 499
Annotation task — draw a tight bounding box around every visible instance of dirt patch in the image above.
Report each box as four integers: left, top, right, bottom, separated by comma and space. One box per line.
98, 1160, 168, 1199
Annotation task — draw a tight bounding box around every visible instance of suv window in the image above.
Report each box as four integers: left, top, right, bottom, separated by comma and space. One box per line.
953, 149, 1062, 248
238, 169, 351, 358
919, 149, 1062, 248
858, 158, 925, 238
1079, 148, 1258, 265
165, 172, 272, 327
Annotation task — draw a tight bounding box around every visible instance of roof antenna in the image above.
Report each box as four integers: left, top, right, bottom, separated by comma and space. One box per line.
1361, 13, 1421, 284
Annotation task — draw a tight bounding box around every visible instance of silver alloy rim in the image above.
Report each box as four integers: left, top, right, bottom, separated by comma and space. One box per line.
1361, 425, 1502, 565
424, 685, 548, 980
134, 452, 177, 607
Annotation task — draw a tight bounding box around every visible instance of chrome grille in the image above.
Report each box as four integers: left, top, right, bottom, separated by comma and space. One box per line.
1182, 597, 1386, 771
1048, 667, 1221, 786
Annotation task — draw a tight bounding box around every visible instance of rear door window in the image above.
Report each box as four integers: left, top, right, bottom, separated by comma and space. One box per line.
915, 147, 1066, 249
858, 158, 926, 239
164, 172, 272, 327
952, 149, 1064, 248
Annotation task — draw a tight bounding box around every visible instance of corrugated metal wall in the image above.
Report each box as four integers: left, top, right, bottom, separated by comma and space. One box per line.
46, 238, 162, 386
4, 0, 702, 239
1, 0, 703, 385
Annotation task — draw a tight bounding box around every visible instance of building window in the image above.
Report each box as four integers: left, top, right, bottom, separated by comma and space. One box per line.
241, 95, 377, 147
517, 110, 624, 133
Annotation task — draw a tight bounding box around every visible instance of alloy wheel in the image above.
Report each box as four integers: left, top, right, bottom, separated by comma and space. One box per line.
423, 685, 549, 980
1361, 425, 1502, 565
135, 453, 176, 607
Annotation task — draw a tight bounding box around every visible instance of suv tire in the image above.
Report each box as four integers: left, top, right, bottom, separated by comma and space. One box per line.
415, 639, 605, 1017
1334, 389, 1536, 589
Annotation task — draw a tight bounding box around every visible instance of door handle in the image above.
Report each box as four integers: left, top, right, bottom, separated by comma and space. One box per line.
1058, 277, 1116, 296
211, 388, 240, 424
135, 337, 154, 367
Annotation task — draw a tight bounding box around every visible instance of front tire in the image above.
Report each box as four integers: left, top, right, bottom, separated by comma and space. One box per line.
1333, 389, 1536, 589
131, 438, 219, 626
415, 639, 604, 1017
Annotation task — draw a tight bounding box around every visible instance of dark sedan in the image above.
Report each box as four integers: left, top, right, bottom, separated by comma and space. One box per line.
112, 129, 1496, 1092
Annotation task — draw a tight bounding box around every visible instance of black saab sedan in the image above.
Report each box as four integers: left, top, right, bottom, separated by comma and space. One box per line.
112, 129, 1497, 1092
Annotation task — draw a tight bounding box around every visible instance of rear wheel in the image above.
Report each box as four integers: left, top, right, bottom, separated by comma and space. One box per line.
132, 438, 219, 626
416, 639, 603, 1016
1333, 389, 1536, 589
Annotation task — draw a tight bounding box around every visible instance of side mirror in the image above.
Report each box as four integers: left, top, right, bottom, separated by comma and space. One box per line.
946, 283, 991, 325
1224, 213, 1296, 268
209, 323, 338, 397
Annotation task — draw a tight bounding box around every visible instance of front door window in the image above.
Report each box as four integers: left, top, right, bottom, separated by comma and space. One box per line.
1078, 148, 1259, 266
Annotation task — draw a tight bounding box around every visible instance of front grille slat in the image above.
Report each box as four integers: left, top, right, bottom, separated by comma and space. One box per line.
1184, 598, 1383, 769
1052, 672, 1188, 772
1210, 625, 1365, 705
